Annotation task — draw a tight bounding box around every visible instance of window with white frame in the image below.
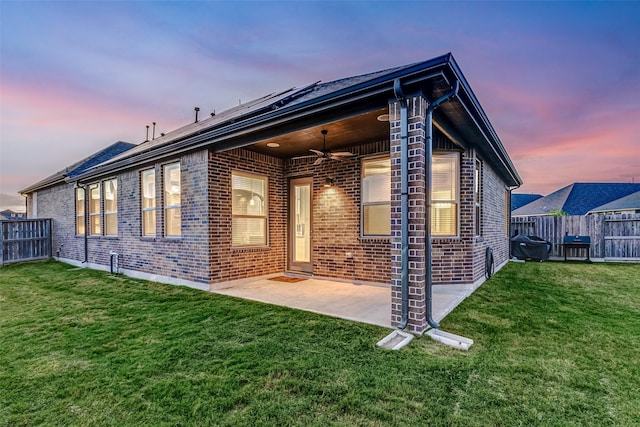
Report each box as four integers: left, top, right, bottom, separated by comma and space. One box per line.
88, 183, 101, 235
431, 152, 459, 236
163, 163, 181, 237
104, 178, 118, 236
75, 187, 85, 235
141, 168, 156, 236
474, 158, 482, 236
232, 171, 267, 246
361, 156, 391, 236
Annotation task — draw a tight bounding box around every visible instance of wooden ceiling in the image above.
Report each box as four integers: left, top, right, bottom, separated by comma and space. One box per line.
247, 108, 389, 158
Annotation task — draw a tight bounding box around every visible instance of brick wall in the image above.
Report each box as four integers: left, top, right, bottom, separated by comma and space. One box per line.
430, 150, 475, 284
33, 183, 83, 260
473, 156, 509, 279
207, 148, 286, 283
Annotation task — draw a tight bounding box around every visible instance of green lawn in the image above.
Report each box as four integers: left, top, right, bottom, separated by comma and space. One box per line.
1, 260, 639, 426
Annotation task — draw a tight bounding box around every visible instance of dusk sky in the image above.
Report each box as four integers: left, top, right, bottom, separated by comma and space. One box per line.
1, 1, 639, 211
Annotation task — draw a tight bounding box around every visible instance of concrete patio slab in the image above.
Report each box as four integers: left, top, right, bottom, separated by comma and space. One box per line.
211, 274, 481, 329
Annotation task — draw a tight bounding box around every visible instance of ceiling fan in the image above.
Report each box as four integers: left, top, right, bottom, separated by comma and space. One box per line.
294, 129, 354, 166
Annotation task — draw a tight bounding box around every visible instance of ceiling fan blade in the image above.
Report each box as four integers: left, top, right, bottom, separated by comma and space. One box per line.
313, 157, 325, 166
290, 155, 317, 160
309, 149, 324, 156
330, 152, 354, 157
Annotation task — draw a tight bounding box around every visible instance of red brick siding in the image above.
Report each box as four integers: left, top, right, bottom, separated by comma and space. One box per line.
207, 148, 286, 284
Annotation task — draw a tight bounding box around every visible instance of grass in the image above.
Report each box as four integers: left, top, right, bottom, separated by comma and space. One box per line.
1, 260, 639, 426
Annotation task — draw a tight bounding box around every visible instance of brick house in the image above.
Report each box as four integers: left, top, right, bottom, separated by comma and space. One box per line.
20, 54, 521, 332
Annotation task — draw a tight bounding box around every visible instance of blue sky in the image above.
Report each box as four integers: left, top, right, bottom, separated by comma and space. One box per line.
1, 1, 639, 210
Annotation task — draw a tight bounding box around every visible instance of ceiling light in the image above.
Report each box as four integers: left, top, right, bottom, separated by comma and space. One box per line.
376, 114, 389, 122
266, 142, 280, 148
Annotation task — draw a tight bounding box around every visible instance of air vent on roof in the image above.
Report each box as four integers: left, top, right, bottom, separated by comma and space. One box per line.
194, 107, 200, 123
145, 125, 149, 142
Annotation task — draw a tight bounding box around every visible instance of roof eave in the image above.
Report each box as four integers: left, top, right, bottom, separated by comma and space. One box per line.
72, 53, 522, 188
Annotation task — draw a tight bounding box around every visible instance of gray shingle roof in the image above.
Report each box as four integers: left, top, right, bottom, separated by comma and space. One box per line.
20, 141, 136, 194
511, 193, 542, 211
513, 183, 640, 216
588, 190, 640, 213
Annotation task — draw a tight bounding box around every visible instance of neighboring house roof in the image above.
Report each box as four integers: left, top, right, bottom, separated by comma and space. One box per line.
19, 141, 136, 194
588, 190, 640, 214
511, 193, 542, 211
512, 183, 640, 216
70, 53, 521, 188
0, 209, 26, 220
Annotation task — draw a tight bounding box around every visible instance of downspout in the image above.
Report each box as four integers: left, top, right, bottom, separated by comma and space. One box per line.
393, 78, 410, 330
425, 81, 459, 329
84, 184, 89, 264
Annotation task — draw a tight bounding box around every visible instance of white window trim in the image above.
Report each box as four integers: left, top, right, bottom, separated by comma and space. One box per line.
361, 155, 391, 238
232, 170, 269, 247
75, 187, 85, 236
88, 183, 101, 236
163, 162, 181, 238
141, 168, 156, 237
103, 178, 118, 236
431, 151, 460, 238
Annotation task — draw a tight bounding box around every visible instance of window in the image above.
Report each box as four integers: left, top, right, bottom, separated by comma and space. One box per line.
104, 179, 118, 236
75, 187, 85, 235
232, 172, 267, 246
362, 157, 391, 236
163, 163, 181, 237
141, 168, 156, 236
475, 159, 482, 236
431, 152, 459, 236
89, 183, 101, 235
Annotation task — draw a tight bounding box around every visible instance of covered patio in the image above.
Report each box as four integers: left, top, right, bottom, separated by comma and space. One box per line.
210, 274, 480, 329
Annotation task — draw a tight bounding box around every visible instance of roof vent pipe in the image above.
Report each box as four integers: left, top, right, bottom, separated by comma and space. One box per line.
194, 107, 200, 123
145, 125, 149, 142
393, 78, 410, 330
152, 122, 156, 140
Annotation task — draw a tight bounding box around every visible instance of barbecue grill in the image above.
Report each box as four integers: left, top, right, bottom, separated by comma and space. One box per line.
510, 233, 552, 261
563, 235, 591, 262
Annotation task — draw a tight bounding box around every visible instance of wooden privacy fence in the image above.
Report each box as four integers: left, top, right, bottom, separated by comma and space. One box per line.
511, 213, 640, 261
0, 219, 52, 266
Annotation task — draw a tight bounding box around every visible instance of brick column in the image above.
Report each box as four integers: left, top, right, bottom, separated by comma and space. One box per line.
390, 95, 429, 333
